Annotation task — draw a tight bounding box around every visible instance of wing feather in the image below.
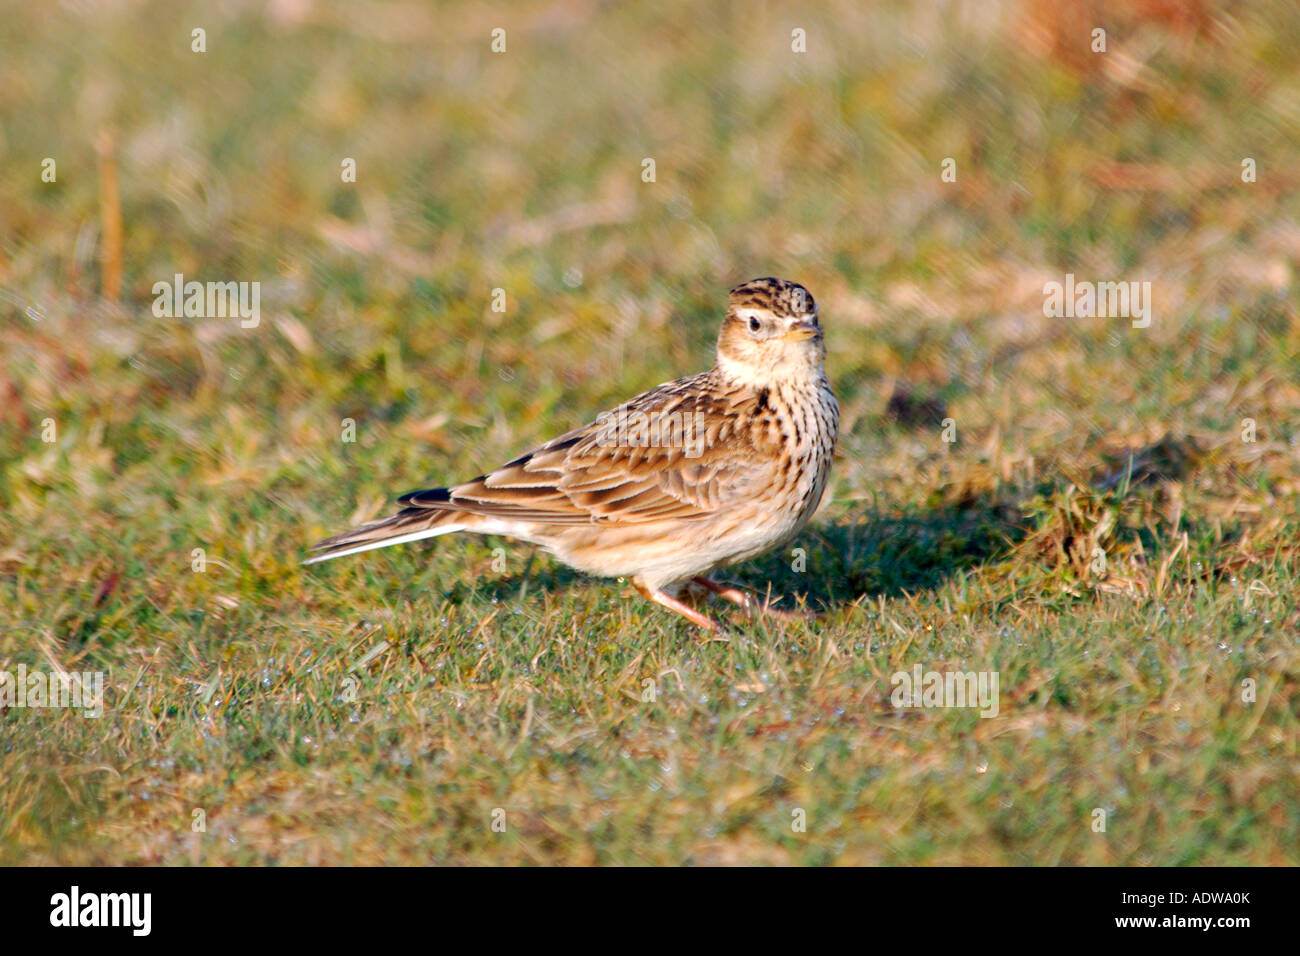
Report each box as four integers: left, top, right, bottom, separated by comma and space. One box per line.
399, 373, 771, 526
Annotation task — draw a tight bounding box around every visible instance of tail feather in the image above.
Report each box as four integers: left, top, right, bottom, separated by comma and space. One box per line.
304, 505, 462, 565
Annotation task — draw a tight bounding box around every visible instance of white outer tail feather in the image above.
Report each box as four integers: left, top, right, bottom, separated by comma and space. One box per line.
302, 524, 465, 564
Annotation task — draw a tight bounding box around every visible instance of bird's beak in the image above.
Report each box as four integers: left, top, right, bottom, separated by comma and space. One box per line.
785, 320, 820, 341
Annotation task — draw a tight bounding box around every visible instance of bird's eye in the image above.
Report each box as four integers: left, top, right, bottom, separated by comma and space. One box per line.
748, 316, 761, 333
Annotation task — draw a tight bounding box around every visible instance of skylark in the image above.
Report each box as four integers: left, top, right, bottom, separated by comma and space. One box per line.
306, 277, 838, 630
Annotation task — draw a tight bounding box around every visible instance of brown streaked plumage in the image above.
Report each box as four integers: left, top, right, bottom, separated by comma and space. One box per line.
305, 277, 838, 630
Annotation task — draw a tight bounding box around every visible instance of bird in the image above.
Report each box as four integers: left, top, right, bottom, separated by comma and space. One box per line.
305, 277, 838, 631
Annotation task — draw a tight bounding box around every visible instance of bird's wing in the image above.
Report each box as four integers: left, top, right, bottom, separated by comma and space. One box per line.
398, 374, 772, 525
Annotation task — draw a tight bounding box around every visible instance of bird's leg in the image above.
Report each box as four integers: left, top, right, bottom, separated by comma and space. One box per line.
691, 576, 811, 621
634, 580, 721, 631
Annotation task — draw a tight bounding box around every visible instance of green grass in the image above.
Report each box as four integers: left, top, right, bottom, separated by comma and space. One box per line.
1, 0, 1298, 864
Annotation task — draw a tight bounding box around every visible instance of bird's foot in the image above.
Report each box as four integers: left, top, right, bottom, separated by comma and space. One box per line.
690, 576, 813, 622
634, 580, 723, 632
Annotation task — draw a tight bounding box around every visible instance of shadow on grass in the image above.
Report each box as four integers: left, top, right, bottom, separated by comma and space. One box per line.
735, 499, 1028, 611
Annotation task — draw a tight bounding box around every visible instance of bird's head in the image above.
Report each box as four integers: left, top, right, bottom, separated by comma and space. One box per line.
715, 277, 824, 385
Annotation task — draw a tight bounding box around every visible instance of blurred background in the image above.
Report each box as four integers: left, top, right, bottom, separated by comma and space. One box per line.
1, 1, 1297, 864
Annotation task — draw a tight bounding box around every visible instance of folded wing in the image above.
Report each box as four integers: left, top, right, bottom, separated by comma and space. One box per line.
399, 374, 769, 525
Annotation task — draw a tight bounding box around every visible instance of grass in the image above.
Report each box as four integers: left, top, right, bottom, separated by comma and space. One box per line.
1, 0, 1298, 865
